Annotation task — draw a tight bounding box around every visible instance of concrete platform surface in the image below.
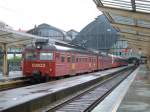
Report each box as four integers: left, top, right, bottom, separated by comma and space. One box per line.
0, 71, 23, 81
92, 66, 139, 112
0, 66, 127, 111
117, 65, 150, 112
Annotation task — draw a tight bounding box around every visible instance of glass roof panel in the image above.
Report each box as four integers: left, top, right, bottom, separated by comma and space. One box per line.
101, 0, 132, 10
138, 20, 150, 28
139, 32, 150, 37
136, 8, 150, 13
136, 0, 150, 13
110, 13, 134, 25
103, 4, 132, 10
93, 0, 150, 39
120, 29, 136, 34
136, 0, 150, 5
102, 1, 131, 6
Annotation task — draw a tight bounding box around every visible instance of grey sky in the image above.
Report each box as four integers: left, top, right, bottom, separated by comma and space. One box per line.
0, 0, 101, 31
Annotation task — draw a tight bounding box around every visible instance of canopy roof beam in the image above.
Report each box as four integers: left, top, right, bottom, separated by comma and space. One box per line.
111, 23, 150, 34
96, 6, 150, 22
118, 32, 150, 40
127, 40, 149, 47
120, 36, 150, 42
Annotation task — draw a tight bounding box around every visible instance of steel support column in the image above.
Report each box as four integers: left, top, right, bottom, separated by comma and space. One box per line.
2, 44, 8, 76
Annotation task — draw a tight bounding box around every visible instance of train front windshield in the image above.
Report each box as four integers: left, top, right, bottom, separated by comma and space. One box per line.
39, 52, 53, 60
25, 51, 53, 60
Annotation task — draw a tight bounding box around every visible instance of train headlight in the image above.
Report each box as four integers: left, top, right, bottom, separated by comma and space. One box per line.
36, 45, 41, 49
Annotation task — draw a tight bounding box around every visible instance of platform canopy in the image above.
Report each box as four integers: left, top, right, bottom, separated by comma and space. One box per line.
93, 0, 150, 56
0, 27, 46, 47
0, 27, 70, 48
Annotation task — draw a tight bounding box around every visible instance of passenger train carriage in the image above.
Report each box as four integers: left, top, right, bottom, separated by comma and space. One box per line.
22, 39, 127, 80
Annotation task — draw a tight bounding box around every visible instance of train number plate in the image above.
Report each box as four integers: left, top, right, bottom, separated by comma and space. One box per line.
32, 64, 45, 67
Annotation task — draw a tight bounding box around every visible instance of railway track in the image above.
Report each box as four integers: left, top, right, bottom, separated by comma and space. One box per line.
0, 66, 135, 112
46, 67, 135, 112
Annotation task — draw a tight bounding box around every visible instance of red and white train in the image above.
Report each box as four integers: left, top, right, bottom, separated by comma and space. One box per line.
22, 39, 127, 80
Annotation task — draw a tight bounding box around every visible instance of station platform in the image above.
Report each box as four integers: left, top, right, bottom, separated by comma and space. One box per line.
92, 65, 150, 112
0, 66, 128, 111
117, 65, 150, 112
0, 71, 23, 82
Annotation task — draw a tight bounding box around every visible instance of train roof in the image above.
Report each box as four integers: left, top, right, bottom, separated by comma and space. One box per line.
24, 41, 98, 55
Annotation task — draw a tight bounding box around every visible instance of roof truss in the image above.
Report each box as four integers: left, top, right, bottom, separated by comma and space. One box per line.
93, 0, 150, 56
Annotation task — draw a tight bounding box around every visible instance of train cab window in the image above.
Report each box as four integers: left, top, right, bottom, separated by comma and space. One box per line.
25, 51, 37, 60
39, 52, 53, 60
67, 56, 71, 62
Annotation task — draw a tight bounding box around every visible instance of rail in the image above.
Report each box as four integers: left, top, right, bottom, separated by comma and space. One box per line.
46, 67, 135, 112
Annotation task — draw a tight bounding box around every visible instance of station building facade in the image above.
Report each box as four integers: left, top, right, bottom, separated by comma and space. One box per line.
27, 23, 77, 42
66, 29, 78, 40
110, 40, 140, 58
72, 14, 138, 58
72, 15, 118, 52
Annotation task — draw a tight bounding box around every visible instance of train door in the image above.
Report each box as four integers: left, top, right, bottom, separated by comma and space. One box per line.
88, 57, 92, 72
71, 53, 76, 75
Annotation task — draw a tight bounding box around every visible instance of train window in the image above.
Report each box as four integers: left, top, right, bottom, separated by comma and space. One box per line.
25, 51, 37, 60
76, 58, 78, 62
67, 56, 71, 62
61, 56, 65, 62
85, 58, 87, 62
72, 55, 75, 63
39, 52, 53, 60
56, 52, 60, 59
